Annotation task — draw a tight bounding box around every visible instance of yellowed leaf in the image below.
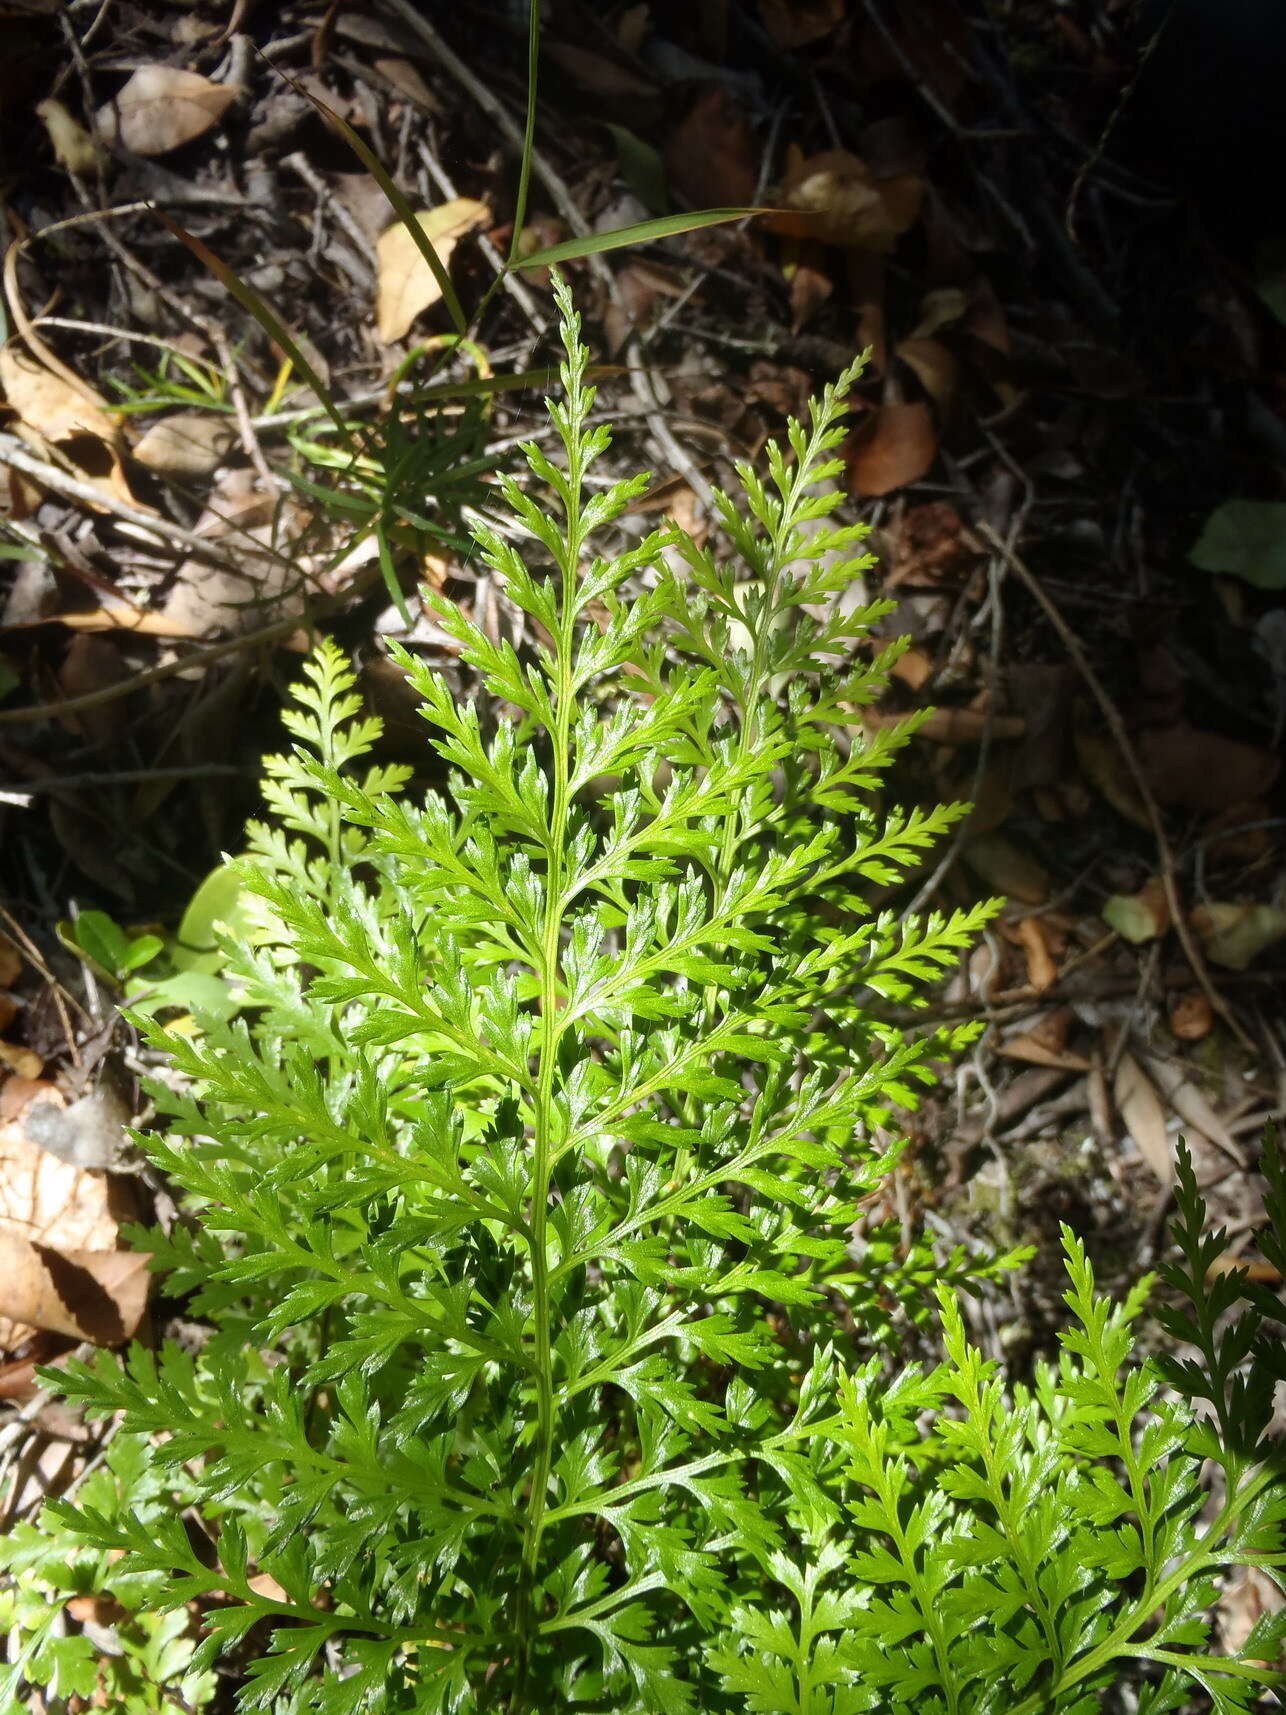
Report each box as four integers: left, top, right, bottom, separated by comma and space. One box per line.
35, 97, 104, 175
0, 343, 150, 512
896, 336, 958, 408
375, 199, 488, 343
768, 150, 923, 251
96, 65, 237, 156
1102, 876, 1171, 943
1114, 1051, 1171, 1183
0, 344, 115, 443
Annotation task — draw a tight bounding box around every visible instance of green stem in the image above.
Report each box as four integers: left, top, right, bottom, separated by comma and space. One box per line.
511, 343, 582, 1709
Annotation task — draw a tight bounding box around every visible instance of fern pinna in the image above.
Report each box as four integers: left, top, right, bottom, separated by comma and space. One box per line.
33, 284, 1284, 1715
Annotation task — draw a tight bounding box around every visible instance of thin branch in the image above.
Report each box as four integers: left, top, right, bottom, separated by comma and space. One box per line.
976, 519, 1257, 1057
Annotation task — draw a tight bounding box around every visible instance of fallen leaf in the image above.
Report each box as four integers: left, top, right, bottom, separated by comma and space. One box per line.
861, 705, 1026, 742
846, 401, 936, 495
35, 96, 103, 174
0, 933, 19, 987
999, 1008, 1089, 1069
372, 55, 442, 111
96, 65, 237, 156
769, 149, 923, 251
1192, 901, 1286, 970
760, 0, 846, 46
961, 832, 1051, 905
133, 411, 235, 476
911, 286, 968, 338
1015, 915, 1058, 992
375, 199, 488, 343
0, 1040, 40, 1079
1169, 991, 1213, 1041
1138, 722, 1278, 813
1190, 499, 1286, 590
0, 1231, 149, 1344
895, 336, 958, 408
888, 645, 933, 689
0, 344, 143, 512
665, 85, 756, 210
1073, 726, 1150, 829
1218, 1567, 1285, 1660
1202, 797, 1275, 866
0, 344, 115, 443
1141, 1053, 1245, 1169
784, 241, 834, 332
882, 500, 974, 587
1114, 1051, 1171, 1183
1102, 877, 1171, 943
0, 1094, 148, 1347
545, 42, 659, 103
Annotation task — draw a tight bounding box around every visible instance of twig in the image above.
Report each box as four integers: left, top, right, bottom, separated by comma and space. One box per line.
3, 204, 155, 407
0, 611, 323, 728
977, 519, 1257, 1057
414, 141, 545, 333
3, 765, 253, 801
901, 545, 1010, 919
0, 431, 247, 569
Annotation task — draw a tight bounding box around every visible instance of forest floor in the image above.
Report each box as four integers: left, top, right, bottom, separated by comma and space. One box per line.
0, 0, 1283, 1626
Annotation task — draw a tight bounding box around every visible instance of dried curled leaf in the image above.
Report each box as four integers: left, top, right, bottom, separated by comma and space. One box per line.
96, 65, 237, 156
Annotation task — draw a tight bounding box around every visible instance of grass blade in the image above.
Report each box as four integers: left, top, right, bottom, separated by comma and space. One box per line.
512, 208, 765, 269
153, 212, 354, 448
290, 86, 471, 339
508, 0, 542, 266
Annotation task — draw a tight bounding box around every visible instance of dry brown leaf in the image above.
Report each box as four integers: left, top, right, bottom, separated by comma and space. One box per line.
0, 344, 144, 513
1138, 721, 1279, 813
1015, 915, 1058, 992
372, 55, 442, 111
0, 934, 19, 988
999, 1008, 1088, 1069
961, 832, 1051, 905
133, 411, 235, 476
998, 1037, 1091, 1071
96, 65, 237, 156
375, 199, 488, 343
1169, 991, 1213, 1041
896, 336, 958, 408
1141, 1053, 1244, 1168
1114, 1051, 1171, 1183
769, 149, 924, 251
1073, 726, 1151, 830
846, 401, 936, 495
888, 645, 933, 690
35, 96, 103, 175
0, 1231, 149, 1343
545, 41, 659, 102
785, 242, 834, 333
862, 705, 1025, 742
0, 1039, 40, 1079
0, 1095, 148, 1347
665, 86, 756, 210
0, 344, 115, 443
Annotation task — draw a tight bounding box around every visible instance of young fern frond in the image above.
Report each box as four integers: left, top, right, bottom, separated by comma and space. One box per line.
28, 285, 1284, 1715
